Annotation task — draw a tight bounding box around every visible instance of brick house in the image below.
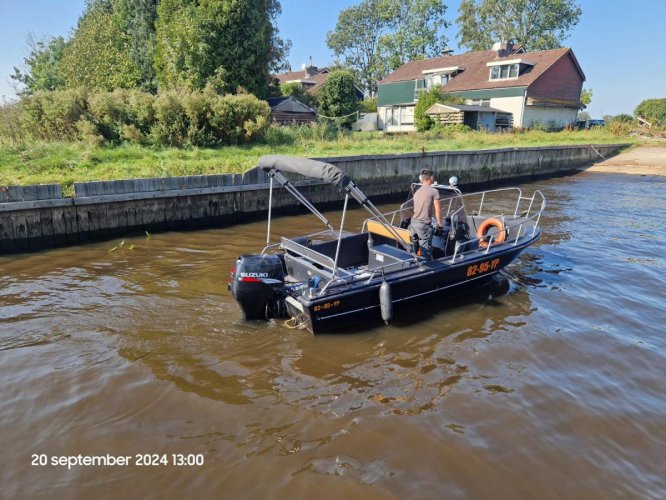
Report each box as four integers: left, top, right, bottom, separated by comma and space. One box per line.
274, 64, 365, 100
377, 43, 586, 132
274, 64, 331, 94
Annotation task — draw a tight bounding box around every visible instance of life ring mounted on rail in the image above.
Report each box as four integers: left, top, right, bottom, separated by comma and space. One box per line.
477, 218, 506, 248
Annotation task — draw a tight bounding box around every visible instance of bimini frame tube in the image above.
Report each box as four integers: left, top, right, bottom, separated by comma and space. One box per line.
265, 168, 335, 232
260, 156, 418, 260
266, 176, 274, 246
332, 193, 349, 277
343, 179, 415, 254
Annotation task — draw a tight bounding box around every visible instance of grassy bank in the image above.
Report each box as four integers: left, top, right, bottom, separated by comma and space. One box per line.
0, 127, 636, 187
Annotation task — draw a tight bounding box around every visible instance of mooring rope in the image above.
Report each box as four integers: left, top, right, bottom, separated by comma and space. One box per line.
590, 144, 607, 161
317, 110, 359, 121
284, 314, 309, 330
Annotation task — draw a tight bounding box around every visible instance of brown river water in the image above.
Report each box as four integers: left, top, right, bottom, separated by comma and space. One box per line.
1, 172, 665, 499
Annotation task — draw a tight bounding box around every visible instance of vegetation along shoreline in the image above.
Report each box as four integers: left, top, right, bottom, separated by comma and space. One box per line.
0, 126, 656, 189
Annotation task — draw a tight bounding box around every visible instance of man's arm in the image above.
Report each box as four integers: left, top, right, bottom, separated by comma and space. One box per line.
434, 198, 443, 227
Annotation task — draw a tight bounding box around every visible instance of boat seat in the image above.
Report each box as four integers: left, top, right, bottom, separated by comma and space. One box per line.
283, 253, 354, 283
307, 233, 369, 268
368, 243, 416, 271
366, 220, 411, 245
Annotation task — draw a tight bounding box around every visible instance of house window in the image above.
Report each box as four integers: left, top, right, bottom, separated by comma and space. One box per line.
385, 107, 396, 126
425, 73, 449, 88
400, 106, 414, 124
490, 63, 519, 80
385, 106, 414, 126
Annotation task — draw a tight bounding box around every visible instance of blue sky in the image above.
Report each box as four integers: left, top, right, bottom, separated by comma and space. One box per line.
1, 0, 664, 117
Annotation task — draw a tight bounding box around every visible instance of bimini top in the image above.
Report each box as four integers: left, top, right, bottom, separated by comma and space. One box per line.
259, 155, 350, 189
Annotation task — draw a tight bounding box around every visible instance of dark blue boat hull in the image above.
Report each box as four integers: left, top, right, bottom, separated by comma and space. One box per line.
289, 241, 531, 334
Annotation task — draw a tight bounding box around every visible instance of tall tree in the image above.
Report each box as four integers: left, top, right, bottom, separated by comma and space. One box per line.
457, 0, 582, 52
327, 0, 390, 98
11, 35, 68, 94
112, 0, 159, 92
155, 0, 290, 97
317, 70, 359, 129
327, 0, 448, 97
378, 0, 449, 71
60, 2, 142, 91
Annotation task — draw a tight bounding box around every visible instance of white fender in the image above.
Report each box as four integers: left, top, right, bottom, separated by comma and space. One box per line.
379, 281, 393, 324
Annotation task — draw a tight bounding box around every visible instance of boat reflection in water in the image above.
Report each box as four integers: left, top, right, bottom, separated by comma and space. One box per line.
229, 156, 545, 333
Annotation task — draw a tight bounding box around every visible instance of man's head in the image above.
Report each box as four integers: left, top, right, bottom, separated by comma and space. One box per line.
419, 169, 434, 184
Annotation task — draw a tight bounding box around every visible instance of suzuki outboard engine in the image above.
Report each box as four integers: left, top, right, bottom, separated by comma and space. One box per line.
229, 254, 286, 320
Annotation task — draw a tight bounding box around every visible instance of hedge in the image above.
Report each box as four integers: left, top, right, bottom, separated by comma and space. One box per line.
15, 88, 271, 147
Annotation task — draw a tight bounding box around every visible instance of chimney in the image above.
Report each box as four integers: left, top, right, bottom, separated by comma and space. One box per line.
302, 59, 319, 77
494, 41, 514, 58
441, 47, 454, 56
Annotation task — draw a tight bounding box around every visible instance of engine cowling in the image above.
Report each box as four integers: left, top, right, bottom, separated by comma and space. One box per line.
229, 254, 286, 320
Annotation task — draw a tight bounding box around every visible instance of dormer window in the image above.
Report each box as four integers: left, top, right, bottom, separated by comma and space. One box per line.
420, 66, 461, 89
490, 63, 519, 80
486, 58, 534, 80
425, 73, 449, 87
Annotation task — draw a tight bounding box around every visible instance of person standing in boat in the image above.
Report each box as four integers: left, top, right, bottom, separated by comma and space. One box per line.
409, 169, 443, 260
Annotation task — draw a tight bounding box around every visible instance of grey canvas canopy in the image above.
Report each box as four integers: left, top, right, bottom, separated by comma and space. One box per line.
258, 155, 415, 255
259, 155, 350, 189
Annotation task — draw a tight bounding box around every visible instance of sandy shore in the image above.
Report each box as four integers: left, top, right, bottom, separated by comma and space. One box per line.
585, 143, 666, 176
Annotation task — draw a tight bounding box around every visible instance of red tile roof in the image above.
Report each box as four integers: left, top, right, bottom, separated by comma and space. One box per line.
379, 47, 584, 92
274, 67, 330, 94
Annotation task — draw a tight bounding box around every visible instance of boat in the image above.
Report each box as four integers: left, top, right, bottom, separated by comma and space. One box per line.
229, 155, 545, 333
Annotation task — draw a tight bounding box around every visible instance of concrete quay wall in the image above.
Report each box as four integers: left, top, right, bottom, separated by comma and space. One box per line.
0, 144, 627, 253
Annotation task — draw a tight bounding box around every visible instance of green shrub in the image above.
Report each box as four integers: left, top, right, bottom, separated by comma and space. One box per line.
87, 90, 156, 143
607, 113, 634, 124
420, 123, 472, 140
359, 98, 377, 113
150, 91, 187, 146
264, 124, 297, 146
76, 117, 105, 147
0, 101, 24, 146
414, 85, 442, 132
606, 120, 633, 136
529, 120, 561, 132
209, 94, 270, 144
295, 122, 341, 142
414, 86, 465, 132
279, 82, 318, 109
87, 91, 128, 142
120, 124, 146, 144
123, 91, 155, 133
19, 89, 88, 141
9, 88, 273, 148
433, 123, 472, 134
263, 123, 345, 148
635, 98, 666, 126
182, 90, 215, 146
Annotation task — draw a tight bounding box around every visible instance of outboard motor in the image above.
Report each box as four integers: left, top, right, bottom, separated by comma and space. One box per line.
229, 254, 286, 320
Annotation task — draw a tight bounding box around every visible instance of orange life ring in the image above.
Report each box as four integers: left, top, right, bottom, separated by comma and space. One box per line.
477, 218, 506, 248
